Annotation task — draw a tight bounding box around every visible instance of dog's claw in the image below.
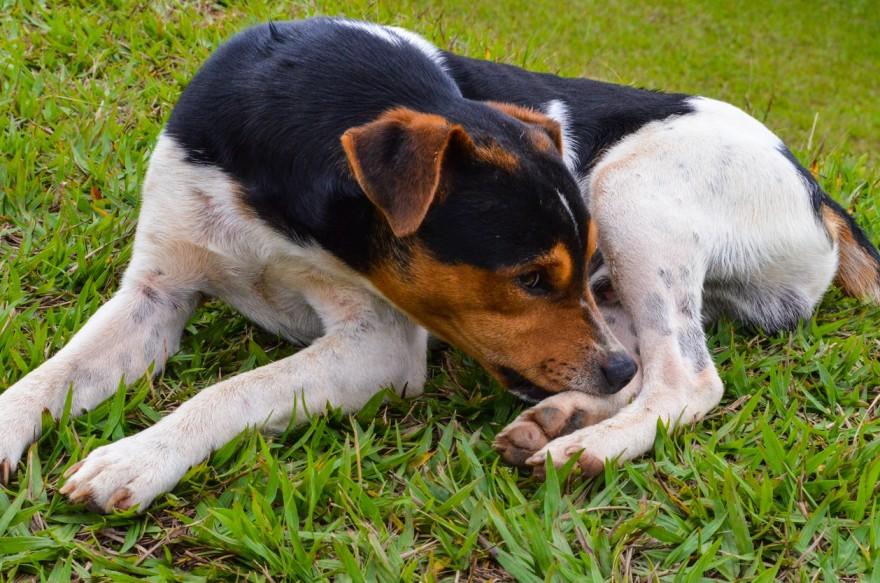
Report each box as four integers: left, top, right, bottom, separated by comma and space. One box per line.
0, 459, 10, 485
58, 435, 181, 513
63, 460, 85, 479
65, 485, 92, 504
526, 445, 606, 478
59, 477, 81, 497
106, 487, 134, 511
575, 453, 605, 477
63, 481, 136, 514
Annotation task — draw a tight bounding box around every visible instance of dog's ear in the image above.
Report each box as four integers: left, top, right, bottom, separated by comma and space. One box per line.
342, 108, 474, 238
486, 101, 563, 155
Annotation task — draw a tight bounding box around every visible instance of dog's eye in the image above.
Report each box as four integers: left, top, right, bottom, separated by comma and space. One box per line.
516, 270, 548, 294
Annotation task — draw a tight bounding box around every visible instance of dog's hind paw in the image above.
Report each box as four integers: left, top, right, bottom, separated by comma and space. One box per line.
493, 391, 606, 468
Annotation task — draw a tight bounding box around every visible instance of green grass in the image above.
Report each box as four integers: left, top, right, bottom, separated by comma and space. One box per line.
1, 0, 879, 580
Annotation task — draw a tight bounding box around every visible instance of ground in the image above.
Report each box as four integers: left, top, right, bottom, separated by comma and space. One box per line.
1, 0, 879, 580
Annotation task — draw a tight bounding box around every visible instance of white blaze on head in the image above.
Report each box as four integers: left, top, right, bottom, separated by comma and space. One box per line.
556, 189, 578, 233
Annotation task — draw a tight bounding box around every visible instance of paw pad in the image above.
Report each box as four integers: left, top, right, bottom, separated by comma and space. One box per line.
495, 395, 602, 468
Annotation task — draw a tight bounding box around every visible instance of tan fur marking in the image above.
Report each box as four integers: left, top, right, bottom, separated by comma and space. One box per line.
485, 101, 563, 154
230, 182, 260, 222
822, 205, 880, 300
369, 244, 603, 393
590, 151, 642, 202
539, 242, 574, 289
252, 266, 273, 306
529, 128, 556, 154
586, 218, 599, 261
822, 205, 844, 242
473, 141, 519, 171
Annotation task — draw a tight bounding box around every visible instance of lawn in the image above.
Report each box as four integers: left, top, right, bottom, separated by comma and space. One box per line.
1, 0, 879, 580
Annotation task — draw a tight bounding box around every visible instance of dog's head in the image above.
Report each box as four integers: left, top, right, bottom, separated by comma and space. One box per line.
342, 101, 636, 400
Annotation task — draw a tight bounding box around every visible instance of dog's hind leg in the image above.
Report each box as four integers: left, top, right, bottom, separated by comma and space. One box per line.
523, 150, 725, 475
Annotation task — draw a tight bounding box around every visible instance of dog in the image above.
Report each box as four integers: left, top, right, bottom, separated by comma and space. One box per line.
1, 18, 877, 512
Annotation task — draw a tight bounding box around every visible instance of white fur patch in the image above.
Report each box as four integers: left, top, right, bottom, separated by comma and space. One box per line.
387, 25, 448, 71
334, 19, 399, 44
556, 189, 578, 231
544, 99, 579, 173
590, 97, 837, 304
334, 19, 450, 74
687, 97, 784, 148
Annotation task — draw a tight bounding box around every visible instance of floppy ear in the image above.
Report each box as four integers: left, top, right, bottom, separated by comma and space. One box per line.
341, 108, 473, 238
486, 101, 563, 155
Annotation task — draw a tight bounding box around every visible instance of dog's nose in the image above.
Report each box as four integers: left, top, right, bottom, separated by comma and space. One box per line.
600, 352, 637, 393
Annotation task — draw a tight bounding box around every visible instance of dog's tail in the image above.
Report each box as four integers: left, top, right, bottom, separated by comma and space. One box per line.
820, 195, 880, 302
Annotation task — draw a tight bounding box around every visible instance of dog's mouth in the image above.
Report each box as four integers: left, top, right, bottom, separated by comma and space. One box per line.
497, 366, 556, 403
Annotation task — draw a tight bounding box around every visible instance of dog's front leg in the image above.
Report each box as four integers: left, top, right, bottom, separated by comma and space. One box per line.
59, 284, 427, 512
0, 252, 203, 484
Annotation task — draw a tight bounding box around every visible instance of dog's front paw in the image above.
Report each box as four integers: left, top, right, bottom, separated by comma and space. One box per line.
523, 428, 612, 478
493, 392, 607, 467
59, 433, 189, 513
525, 412, 655, 477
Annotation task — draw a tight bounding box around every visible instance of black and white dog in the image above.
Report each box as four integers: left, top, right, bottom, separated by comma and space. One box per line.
1, 18, 877, 511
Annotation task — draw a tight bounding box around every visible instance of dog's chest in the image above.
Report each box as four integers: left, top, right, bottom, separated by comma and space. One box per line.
138, 135, 373, 344
215, 257, 323, 344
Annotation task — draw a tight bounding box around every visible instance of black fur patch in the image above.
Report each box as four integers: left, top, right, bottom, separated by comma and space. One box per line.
499, 366, 556, 403
703, 281, 812, 333
442, 53, 694, 175
677, 290, 697, 319
132, 286, 160, 323
417, 138, 585, 271
777, 146, 824, 215
778, 146, 880, 273
166, 19, 458, 272
588, 249, 605, 275
561, 409, 592, 435
141, 285, 159, 303
677, 321, 708, 372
